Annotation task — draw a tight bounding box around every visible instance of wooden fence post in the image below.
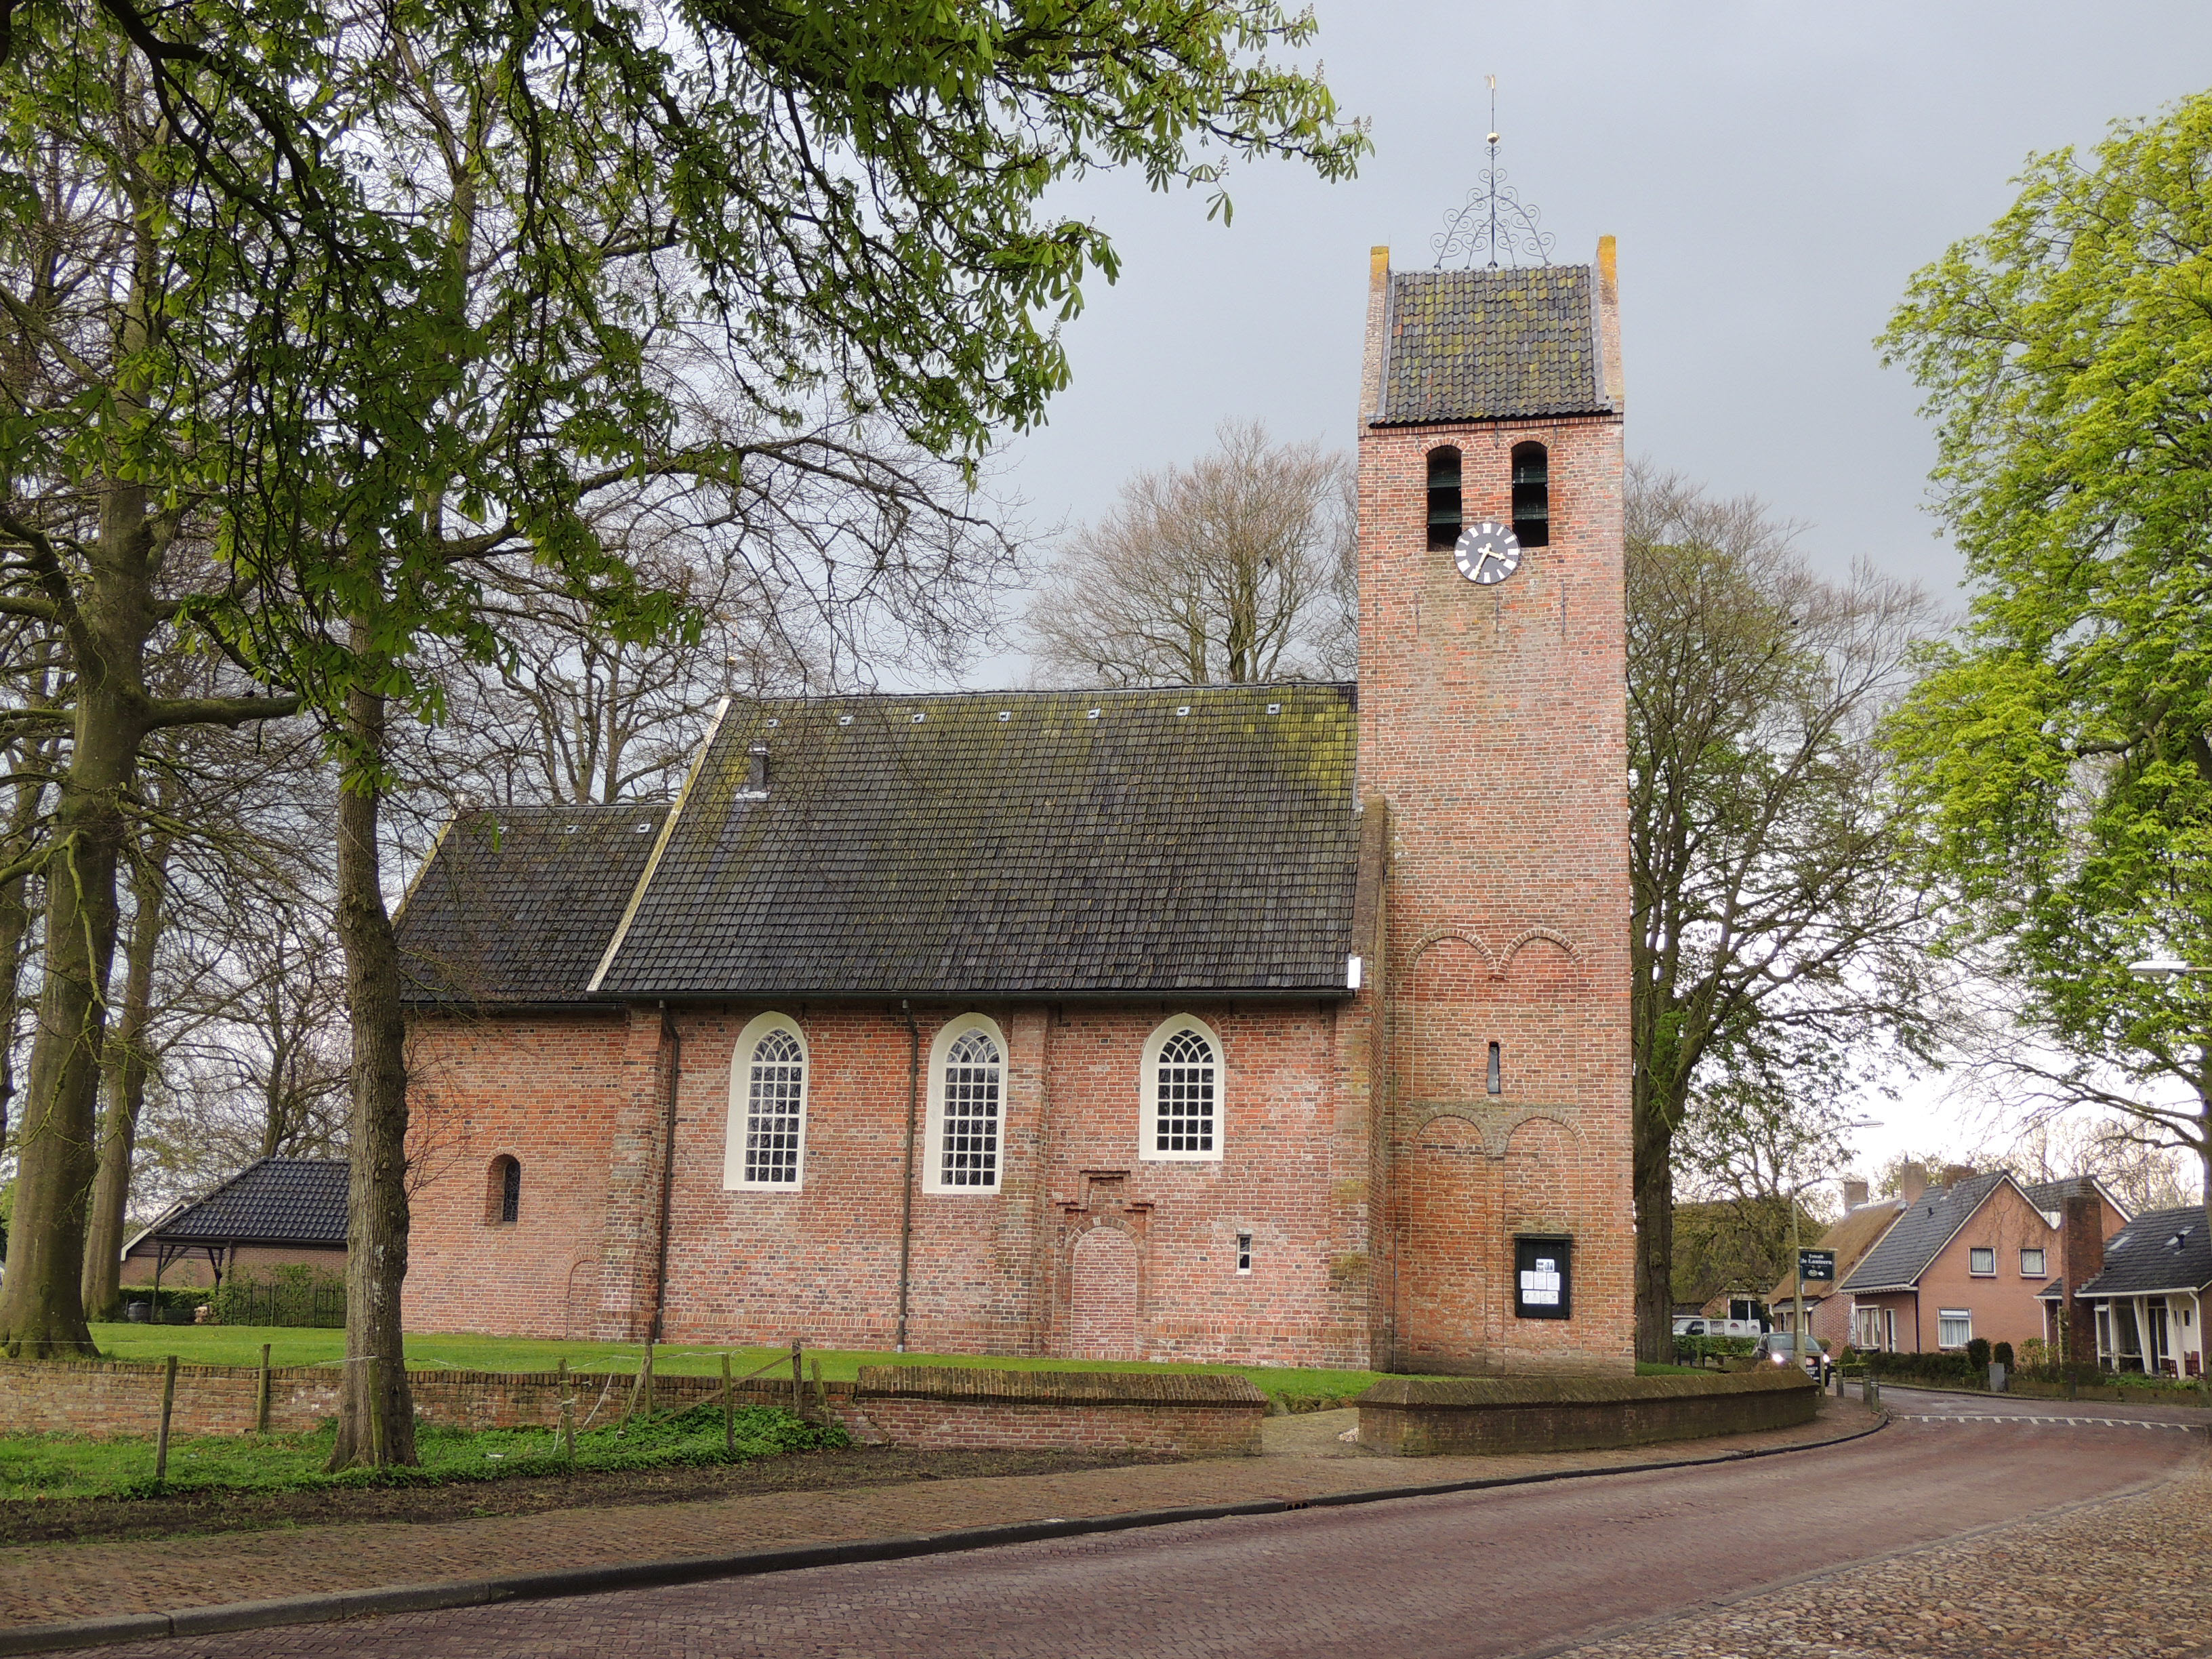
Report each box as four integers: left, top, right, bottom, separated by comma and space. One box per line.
154, 1355, 178, 1483
638, 1343, 656, 1420
367, 1356, 386, 1469
721, 1353, 734, 1457
255, 1343, 272, 1435
790, 1338, 803, 1419
811, 1357, 827, 1424
558, 1359, 576, 1460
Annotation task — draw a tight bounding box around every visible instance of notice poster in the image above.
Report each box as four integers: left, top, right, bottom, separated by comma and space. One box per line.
1513, 1235, 1572, 1320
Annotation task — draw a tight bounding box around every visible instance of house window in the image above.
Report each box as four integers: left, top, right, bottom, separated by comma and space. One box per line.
2020, 1247, 2047, 1277
1969, 1247, 1995, 1276
1511, 441, 1550, 547
924, 1015, 1005, 1193
487, 1156, 521, 1225
1141, 1017, 1222, 1160
1938, 1309, 1972, 1349
1426, 447, 1462, 550
726, 1014, 808, 1189
1236, 1232, 1253, 1274
1853, 1306, 1881, 1350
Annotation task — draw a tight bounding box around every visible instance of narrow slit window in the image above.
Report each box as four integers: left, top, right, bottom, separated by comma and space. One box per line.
744, 1029, 806, 1184
1511, 441, 1549, 548
488, 1155, 520, 1225
1427, 447, 1463, 550
939, 1028, 1002, 1187
1236, 1232, 1253, 1274
1154, 1027, 1217, 1154
1486, 1041, 1502, 1096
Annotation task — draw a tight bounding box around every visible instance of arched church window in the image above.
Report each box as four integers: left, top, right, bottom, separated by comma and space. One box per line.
1142, 1018, 1223, 1160
487, 1155, 521, 1224
726, 1015, 808, 1189
1426, 447, 1462, 550
1511, 441, 1550, 547
926, 1015, 1005, 1192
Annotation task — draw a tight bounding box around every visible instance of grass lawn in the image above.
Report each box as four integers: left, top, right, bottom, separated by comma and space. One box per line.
1635, 1361, 1709, 1376
85, 1325, 1395, 1407
1, 1403, 840, 1502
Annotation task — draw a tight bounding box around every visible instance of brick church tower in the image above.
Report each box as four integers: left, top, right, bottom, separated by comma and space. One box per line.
1357, 241, 1635, 1373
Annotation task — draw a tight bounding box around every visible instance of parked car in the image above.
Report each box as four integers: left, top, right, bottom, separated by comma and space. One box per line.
1753, 1330, 1830, 1381
1672, 1317, 1709, 1337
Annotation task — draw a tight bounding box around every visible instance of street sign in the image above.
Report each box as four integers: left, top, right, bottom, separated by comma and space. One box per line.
1798, 1248, 1837, 1283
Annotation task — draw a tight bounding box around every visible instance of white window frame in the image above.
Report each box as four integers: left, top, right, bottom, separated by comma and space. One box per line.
2020, 1247, 2047, 1277
725, 1012, 809, 1191
923, 1013, 1007, 1195
1852, 1305, 1880, 1350
1139, 1015, 1225, 1162
1938, 1308, 1973, 1350
1968, 1246, 1996, 1277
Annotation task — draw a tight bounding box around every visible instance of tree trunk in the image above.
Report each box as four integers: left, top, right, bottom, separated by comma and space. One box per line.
81, 840, 169, 1319
1632, 1074, 1681, 1365
327, 629, 417, 1469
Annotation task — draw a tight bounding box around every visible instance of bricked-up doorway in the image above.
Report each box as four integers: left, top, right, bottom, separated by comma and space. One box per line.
1069, 1227, 1140, 1359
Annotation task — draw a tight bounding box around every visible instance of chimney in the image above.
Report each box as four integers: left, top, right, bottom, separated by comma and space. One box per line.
1940, 1163, 1976, 1190
2062, 1189, 2105, 1370
1898, 1162, 1929, 1205
1842, 1179, 1869, 1210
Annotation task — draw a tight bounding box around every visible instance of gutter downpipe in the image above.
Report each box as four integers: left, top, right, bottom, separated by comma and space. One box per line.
895, 999, 920, 1352
647, 1001, 681, 1345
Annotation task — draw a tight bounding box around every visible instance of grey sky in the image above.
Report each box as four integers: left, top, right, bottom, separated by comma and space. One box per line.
987, 1, 2212, 651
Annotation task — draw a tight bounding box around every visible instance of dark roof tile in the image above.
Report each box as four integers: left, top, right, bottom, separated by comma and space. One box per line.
155, 1158, 349, 1246
1377, 265, 1612, 425
1839, 1172, 2011, 1293
2078, 1206, 2212, 1298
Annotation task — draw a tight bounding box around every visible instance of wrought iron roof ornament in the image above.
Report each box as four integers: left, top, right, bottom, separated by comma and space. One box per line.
1430, 76, 1554, 270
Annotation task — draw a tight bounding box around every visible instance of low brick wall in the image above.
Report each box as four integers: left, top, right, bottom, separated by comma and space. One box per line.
1357, 1367, 1817, 1455
850, 1368, 1265, 1457
0, 1359, 1265, 1458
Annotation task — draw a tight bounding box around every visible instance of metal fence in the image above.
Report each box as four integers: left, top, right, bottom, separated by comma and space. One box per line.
211, 1279, 348, 1328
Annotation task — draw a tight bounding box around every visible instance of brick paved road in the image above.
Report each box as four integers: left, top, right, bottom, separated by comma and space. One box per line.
63, 1416, 2196, 1659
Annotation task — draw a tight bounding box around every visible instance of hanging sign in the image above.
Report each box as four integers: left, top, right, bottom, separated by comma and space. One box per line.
1798, 1249, 1837, 1283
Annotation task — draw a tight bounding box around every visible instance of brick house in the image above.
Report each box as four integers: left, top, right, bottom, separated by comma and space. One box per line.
1765, 1184, 1906, 1353
118, 1158, 349, 1292
2075, 1206, 2212, 1376
396, 240, 1637, 1375
1839, 1168, 2128, 1355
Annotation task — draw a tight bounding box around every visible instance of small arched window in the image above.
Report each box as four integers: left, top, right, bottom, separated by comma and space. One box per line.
925, 1015, 1005, 1193
1426, 447, 1462, 550
726, 1014, 808, 1189
487, 1155, 521, 1225
1511, 441, 1549, 548
1141, 1017, 1223, 1161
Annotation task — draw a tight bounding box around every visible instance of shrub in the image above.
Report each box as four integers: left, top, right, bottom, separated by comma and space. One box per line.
1965, 1337, 1991, 1368
112, 1287, 213, 1324
1993, 1341, 2014, 1368
1865, 1349, 1981, 1385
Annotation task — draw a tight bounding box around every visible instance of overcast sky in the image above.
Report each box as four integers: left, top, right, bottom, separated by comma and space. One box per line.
963, 4, 2212, 1179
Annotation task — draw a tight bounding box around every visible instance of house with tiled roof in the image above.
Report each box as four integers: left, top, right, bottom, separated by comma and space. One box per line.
1839, 1167, 2127, 1355
119, 1158, 349, 1291
394, 237, 1636, 1374
2076, 1206, 2212, 1376
1766, 1183, 1906, 1353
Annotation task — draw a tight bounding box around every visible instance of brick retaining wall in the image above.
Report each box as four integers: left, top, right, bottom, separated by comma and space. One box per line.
1357, 1367, 1817, 1455
0, 1359, 1265, 1458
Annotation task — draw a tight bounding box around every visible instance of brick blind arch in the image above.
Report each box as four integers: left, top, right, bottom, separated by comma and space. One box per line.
1069, 1226, 1141, 1359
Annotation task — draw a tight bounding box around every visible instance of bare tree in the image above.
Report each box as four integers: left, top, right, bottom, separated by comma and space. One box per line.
1628, 464, 1949, 1362
1027, 421, 1353, 687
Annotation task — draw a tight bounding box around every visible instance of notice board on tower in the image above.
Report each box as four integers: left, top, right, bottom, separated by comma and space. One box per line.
1514, 1236, 1572, 1321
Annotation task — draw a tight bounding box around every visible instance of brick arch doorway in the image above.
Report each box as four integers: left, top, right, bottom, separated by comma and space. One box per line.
1069, 1227, 1141, 1359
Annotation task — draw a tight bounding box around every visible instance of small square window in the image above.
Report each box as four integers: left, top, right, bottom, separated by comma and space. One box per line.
1235, 1233, 1252, 1274
1938, 1309, 1972, 1349
2020, 1248, 2046, 1277
1969, 1247, 1995, 1276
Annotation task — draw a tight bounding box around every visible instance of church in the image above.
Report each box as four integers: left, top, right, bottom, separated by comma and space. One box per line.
395, 239, 1635, 1376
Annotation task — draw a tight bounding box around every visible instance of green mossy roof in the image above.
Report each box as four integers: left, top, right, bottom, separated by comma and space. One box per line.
1378, 264, 1613, 424
594, 683, 1360, 998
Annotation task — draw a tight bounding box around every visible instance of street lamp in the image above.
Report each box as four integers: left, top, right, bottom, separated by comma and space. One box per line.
2127, 958, 2207, 981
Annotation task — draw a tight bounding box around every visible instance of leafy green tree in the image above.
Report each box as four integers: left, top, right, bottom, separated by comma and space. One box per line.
1883, 91, 2212, 1235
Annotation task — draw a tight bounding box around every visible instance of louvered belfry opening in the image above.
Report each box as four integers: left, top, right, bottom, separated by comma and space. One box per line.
1426, 446, 1462, 550
1511, 441, 1550, 546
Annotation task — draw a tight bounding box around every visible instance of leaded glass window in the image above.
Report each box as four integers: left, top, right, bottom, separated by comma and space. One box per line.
1154, 1027, 1216, 1155
939, 1028, 1002, 1187
744, 1029, 806, 1184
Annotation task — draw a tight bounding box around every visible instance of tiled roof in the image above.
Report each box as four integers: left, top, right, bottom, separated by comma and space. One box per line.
398, 803, 669, 1005
2078, 1206, 2212, 1298
1839, 1172, 2011, 1293
594, 684, 1361, 998
1765, 1198, 1906, 1307
1376, 265, 1612, 425
155, 1158, 349, 1246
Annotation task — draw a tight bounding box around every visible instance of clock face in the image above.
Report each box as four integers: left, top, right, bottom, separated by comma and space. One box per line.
1455, 520, 1522, 586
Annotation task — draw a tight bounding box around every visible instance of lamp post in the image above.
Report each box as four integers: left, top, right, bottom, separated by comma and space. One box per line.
1784, 1118, 1883, 1376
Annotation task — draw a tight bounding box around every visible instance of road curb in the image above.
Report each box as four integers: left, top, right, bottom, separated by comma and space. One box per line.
0, 1409, 1887, 1656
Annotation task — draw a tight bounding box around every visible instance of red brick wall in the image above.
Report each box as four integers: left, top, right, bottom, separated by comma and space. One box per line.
855, 1397, 1260, 1456
1357, 243, 1636, 1375
405, 1010, 631, 1338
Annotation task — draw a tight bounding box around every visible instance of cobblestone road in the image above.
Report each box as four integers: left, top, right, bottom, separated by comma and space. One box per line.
49, 1413, 2196, 1658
